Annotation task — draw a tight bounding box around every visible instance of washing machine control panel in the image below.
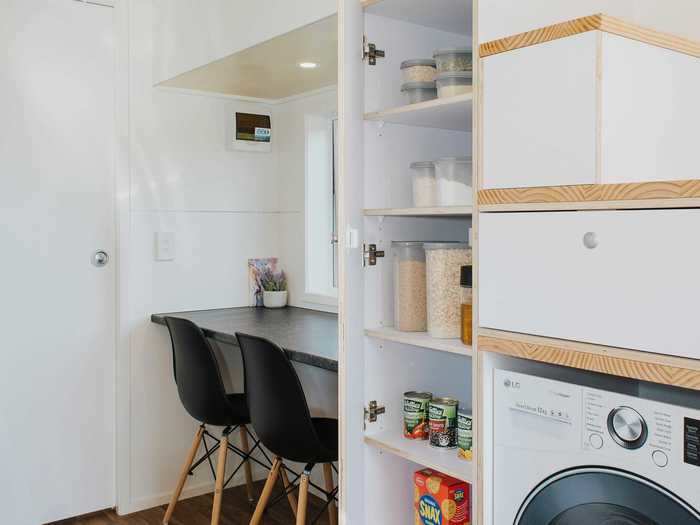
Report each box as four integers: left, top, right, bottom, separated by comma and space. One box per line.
583, 389, 676, 468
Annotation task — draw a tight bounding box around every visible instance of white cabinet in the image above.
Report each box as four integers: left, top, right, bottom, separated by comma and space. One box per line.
482, 32, 598, 189
482, 28, 700, 190
479, 209, 700, 360
339, 0, 475, 523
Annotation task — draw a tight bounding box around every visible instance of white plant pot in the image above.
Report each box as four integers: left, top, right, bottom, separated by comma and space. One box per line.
263, 290, 288, 308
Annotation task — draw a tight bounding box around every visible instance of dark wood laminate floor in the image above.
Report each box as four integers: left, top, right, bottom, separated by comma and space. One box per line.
49, 480, 332, 525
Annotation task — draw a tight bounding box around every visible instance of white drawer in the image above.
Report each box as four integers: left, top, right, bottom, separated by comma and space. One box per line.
479, 209, 700, 360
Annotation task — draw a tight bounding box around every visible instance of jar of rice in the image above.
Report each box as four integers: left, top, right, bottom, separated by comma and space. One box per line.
392, 242, 427, 332
424, 242, 472, 338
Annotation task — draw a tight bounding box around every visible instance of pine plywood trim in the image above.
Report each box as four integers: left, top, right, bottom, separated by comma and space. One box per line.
478, 332, 700, 391
480, 14, 603, 57
478, 179, 700, 207
479, 14, 700, 59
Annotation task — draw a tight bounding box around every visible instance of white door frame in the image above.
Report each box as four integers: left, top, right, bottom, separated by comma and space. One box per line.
112, 0, 132, 516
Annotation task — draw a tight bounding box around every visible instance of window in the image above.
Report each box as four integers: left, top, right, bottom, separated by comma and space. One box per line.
304, 114, 338, 304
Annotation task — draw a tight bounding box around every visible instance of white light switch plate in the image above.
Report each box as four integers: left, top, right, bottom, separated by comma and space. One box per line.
155, 231, 175, 261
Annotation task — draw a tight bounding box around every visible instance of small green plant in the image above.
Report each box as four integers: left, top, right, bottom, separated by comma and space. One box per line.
260, 268, 287, 292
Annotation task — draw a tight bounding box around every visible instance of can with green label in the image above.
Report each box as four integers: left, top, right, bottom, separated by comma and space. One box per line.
457, 409, 473, 460
404, 391, 432, 440
429, 397, 458, 448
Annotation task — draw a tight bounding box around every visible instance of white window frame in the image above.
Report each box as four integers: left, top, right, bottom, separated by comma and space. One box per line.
303, 113, 338, 308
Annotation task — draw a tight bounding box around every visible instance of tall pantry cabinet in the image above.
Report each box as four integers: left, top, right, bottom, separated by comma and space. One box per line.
337, 0, 477, 523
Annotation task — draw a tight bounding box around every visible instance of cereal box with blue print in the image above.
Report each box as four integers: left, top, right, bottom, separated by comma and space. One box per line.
414, 468, 470, 525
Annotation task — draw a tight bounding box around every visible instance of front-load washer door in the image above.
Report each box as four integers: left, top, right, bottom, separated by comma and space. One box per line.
516, 467, 700, 525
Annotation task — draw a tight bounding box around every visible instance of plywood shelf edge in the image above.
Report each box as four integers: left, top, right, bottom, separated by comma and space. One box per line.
478, 328, 700, 391
365, 327, 473, 356
364, 92, 473, 131
364, 432, 474, 482
364, 206, 473, 217
480, 13, 700, 59
478, 179, 700, 211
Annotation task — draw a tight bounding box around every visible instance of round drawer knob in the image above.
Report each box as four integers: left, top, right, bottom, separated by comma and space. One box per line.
607, 406, 648, 449
583, 232, 598, 249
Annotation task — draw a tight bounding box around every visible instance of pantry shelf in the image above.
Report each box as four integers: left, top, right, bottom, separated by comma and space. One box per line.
365, 327, 473, 357
364, 92, 473, 131
365, 430, 473, 482
363, 206, 473, 217
362, 0, 473, 36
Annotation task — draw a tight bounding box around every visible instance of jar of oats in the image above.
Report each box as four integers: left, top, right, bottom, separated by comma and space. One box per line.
392, 241, 427, 332
424, 242, 472, 338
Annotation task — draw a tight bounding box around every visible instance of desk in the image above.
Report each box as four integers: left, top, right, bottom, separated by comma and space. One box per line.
151, 306, 338, 372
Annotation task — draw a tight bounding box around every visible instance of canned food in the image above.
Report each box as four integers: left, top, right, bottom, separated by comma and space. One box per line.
457, 409, 473, 460
404, 391, 432, 440
429, 397, 458, 448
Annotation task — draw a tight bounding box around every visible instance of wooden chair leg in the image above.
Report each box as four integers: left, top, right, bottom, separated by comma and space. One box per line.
295, 472, 310, 525
250, 457, 282, 525
239, 425, 255, 503
163, 426, 204, 525
210, 434, 229, 525
323, 463, 338, 525
280, 463, 298, 517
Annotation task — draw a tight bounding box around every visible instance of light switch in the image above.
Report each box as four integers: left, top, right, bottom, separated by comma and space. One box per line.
155, 232, 175, 261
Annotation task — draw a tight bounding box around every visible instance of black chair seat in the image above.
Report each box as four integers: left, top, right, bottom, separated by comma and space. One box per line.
311, 417, 338, 464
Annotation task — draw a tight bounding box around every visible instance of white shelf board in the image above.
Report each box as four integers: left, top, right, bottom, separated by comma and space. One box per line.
364, 92, 473, 131
365, 430, 473, 482
362, 0, 473, 36
364, 206, 473, 217
365, 327, 472, 356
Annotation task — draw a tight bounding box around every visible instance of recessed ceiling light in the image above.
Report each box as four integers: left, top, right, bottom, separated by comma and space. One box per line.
299, 62, 319, 69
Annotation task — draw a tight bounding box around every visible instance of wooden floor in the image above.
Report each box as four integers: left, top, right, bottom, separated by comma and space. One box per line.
49, 480, 332, 525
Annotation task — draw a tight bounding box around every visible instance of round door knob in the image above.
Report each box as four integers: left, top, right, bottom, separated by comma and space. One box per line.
583, 232, 598, 249
92, 250, 110, 267
607, 406, 648, 449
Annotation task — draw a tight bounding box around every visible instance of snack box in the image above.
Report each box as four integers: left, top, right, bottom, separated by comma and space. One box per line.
414, 468, 470, 525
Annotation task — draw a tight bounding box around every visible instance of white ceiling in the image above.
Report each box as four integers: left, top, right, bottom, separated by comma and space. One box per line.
158, 15, 338, 101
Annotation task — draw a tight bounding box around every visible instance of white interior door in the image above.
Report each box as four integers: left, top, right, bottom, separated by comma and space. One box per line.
0, 2, 116, 523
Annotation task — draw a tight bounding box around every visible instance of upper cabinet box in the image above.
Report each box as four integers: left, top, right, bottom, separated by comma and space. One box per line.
480, 14, 700, 190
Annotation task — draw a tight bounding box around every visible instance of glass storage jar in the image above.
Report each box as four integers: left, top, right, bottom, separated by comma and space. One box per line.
393, 241, 427, 332
410, 161, 437, 207
436, 71, 473, 98
433, 47, 473, 73
424, 242, 472, 338
400, 59, 437, 83
401, 81, 438, 104
435, 157, 473, 206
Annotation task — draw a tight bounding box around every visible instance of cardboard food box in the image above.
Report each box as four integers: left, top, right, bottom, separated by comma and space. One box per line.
414, 468, 470, 525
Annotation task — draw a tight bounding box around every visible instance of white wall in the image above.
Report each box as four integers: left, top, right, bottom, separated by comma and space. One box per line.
122, 1, 339, 514
275, 88, 339, 312
478, 0, 700, 43
152, 0, 337, 85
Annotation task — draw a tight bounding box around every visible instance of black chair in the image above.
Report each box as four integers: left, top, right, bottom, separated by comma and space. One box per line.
162, 317, 264, 525
236, 332, 338, 525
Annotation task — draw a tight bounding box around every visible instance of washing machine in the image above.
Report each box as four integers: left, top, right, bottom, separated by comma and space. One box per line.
493, 369, 700, 524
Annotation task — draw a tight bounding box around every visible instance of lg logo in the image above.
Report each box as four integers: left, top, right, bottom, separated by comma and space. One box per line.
504, 378, 520, 389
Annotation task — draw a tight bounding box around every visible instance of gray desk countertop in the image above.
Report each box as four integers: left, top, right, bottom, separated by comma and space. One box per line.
151, 306, 338, 372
